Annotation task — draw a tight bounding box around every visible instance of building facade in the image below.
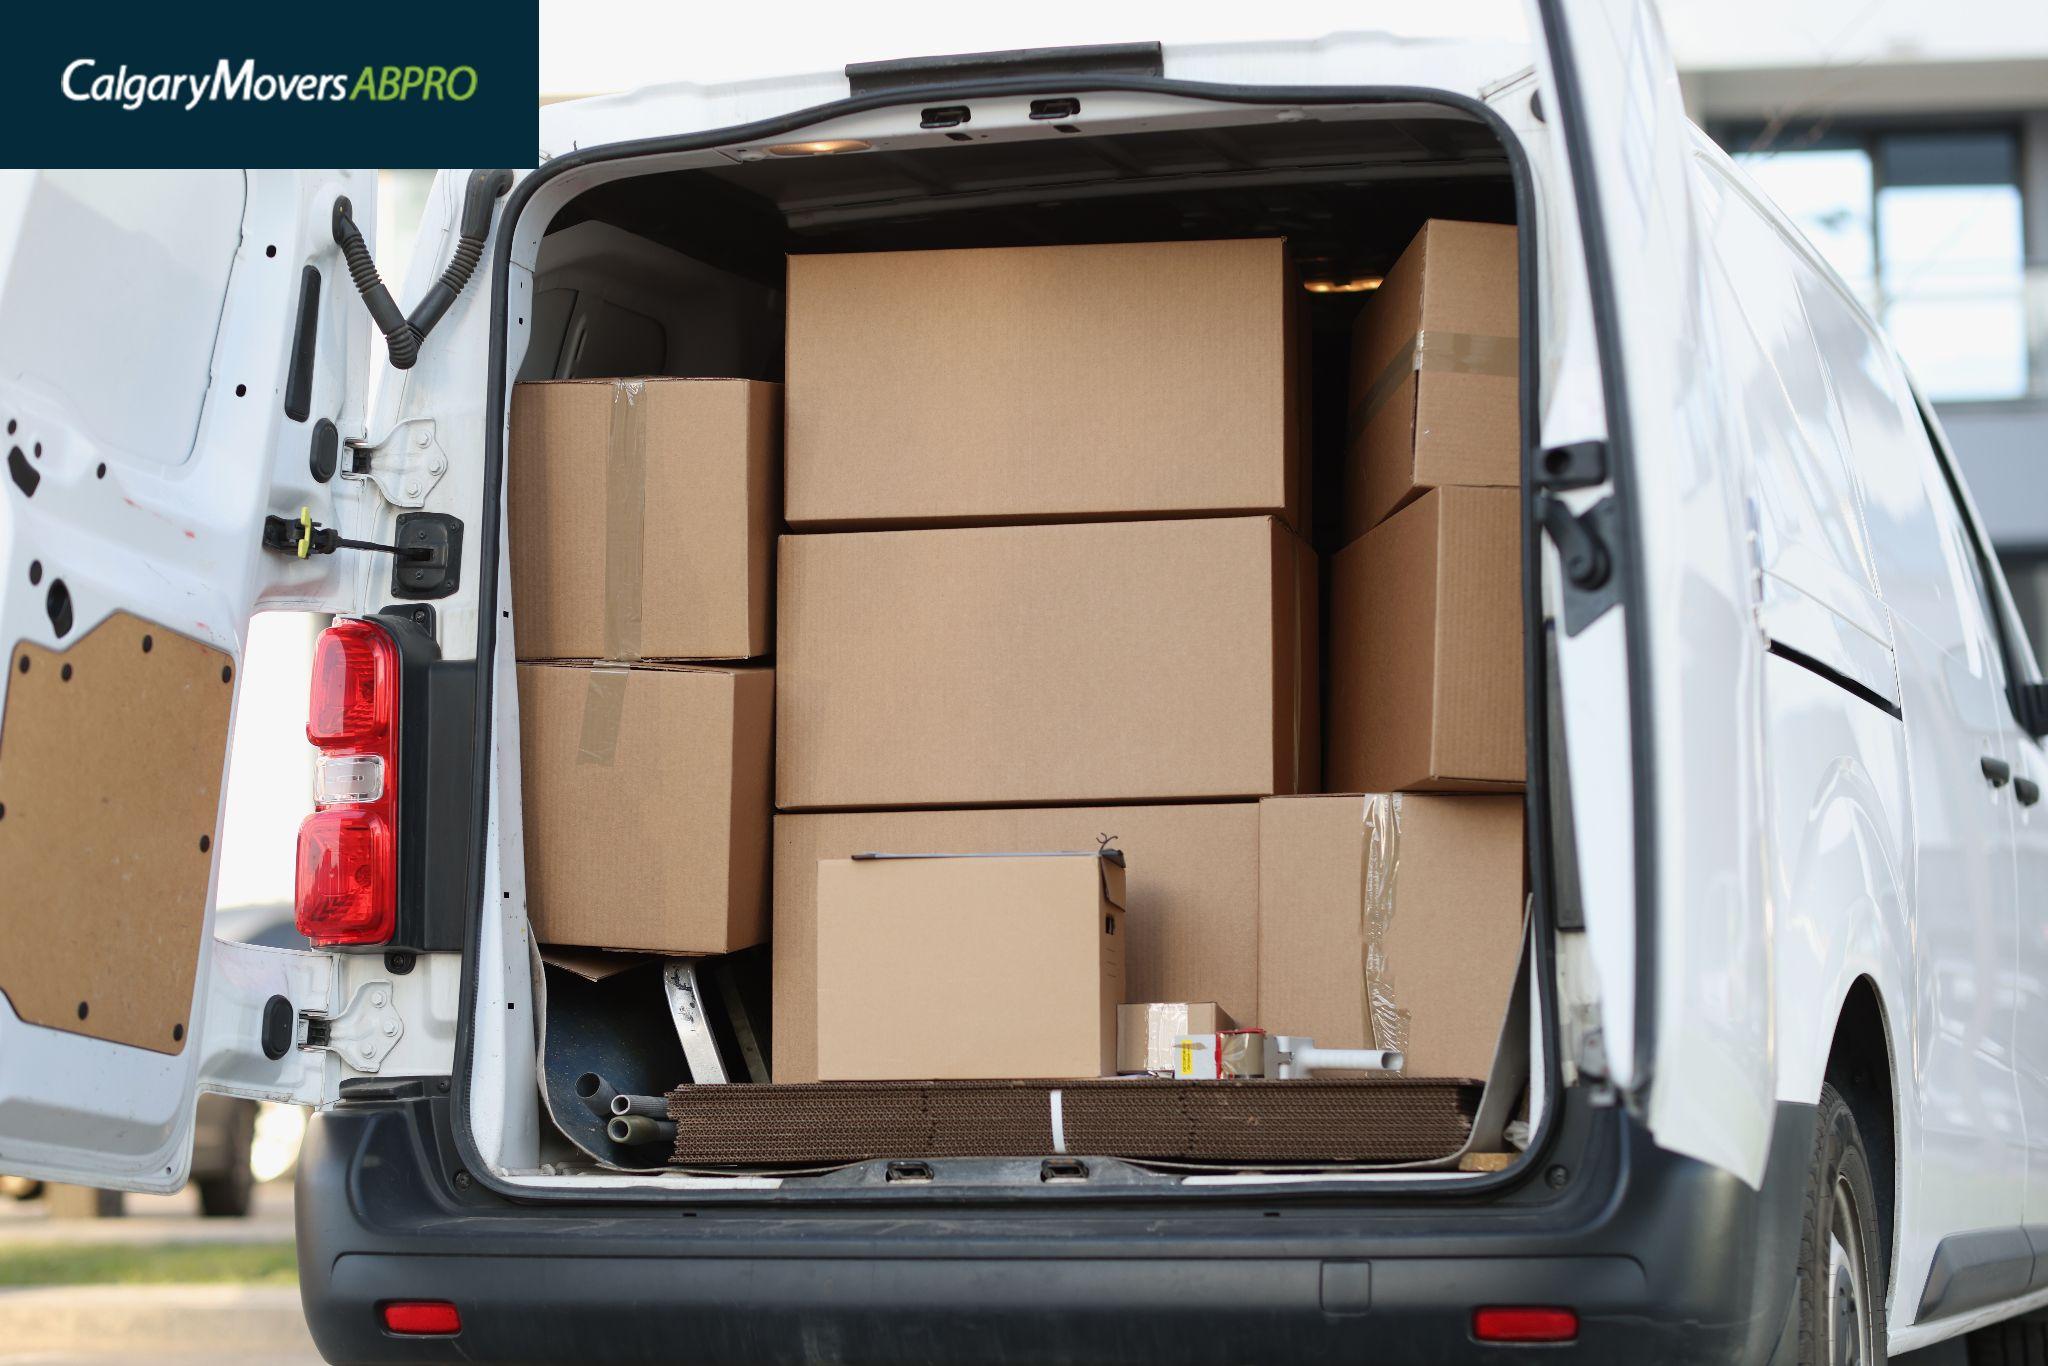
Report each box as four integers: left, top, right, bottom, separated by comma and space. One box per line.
1670, 0, 2048, 664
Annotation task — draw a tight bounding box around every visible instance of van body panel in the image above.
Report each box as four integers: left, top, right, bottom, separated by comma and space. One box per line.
1535, 0, 1778, 1186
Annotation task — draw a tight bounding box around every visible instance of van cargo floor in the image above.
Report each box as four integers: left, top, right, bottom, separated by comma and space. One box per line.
663, 1078, 1480, 1166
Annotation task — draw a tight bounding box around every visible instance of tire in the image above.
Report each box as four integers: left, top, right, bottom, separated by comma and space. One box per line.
195, 1102, 257, 1218
1796, 1083, 1886, 1366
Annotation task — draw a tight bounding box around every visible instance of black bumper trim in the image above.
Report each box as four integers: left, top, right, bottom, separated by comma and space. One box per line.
296, 1091, 1817, 1364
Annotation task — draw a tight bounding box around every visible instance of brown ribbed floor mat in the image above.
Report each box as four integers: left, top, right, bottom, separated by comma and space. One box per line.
665, 1078, 1480, 1166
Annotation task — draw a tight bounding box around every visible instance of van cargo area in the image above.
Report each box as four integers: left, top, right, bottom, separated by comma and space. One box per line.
486, 96, 1544, 1190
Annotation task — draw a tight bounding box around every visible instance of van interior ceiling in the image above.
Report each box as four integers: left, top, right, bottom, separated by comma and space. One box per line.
500, 100, 1540, 1186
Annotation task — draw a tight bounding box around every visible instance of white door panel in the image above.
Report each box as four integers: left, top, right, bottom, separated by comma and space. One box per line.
0, 170, 374, 1191
1536, 0, 1776, 1184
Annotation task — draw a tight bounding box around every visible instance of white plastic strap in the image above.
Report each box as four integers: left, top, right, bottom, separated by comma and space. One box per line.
1048, 1089, 1067, 1154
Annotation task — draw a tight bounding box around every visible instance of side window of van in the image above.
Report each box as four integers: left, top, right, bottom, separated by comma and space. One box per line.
1692, 158, 1880, 619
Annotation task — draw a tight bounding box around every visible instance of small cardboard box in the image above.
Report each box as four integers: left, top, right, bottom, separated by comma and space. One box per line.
1118, 1002, 1236, 1075
785, 238, 1304, 530
1258, 794, 1524, 1079
814, 852, 1127, 1081
775, 805, 1260, 1084
518, 661, 773, 954
1326, 486, 1523, 793
509, 378, 780, 661
777, 516, 1318, 810
1342, 220, 1519, 541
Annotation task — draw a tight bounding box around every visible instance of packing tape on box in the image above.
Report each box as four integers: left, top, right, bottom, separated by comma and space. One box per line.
1346, 328, 1518, 447
576, 666, 630, 767
1361, 793, 1411, 1057
1145, 1005, 1193, 1072
602, 379, 648, 663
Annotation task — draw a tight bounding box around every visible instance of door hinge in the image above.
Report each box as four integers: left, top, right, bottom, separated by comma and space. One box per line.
344, 417, 449, 509
1534, 440, 1607, 491
300, 979, 406, 1074
1539, 492, 1624, 635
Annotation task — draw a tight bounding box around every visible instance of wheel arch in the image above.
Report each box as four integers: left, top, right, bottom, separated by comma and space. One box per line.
1825, 974, 1898, 1296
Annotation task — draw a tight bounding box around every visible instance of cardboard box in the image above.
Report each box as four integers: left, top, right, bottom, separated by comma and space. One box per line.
814, 852, 1127, 1081
1326, 486, 1523, 792
777, 517, 1318, 810
1118, 1002, 1235, 1075
775, 805, 1260, 1083
509, 378, 780, 661
1258, 794, 1524, 1079
518, 661, 773, 954
785, 239, 1304, 530
1342, 220, 1519, 541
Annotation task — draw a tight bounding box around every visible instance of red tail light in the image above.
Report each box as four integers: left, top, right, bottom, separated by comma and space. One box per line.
1472, 1307, 1579, 1344
381, 1300, 461, 1335
296, 619, 399, 946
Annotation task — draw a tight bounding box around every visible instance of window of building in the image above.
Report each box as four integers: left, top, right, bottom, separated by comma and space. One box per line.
1723, 125, 2031, 402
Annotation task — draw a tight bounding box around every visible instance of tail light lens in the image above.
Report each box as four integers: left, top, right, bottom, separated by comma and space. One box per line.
381, 1300, 461, 1335
296, 619, 399, 945
1471, 1307, 1579, 1344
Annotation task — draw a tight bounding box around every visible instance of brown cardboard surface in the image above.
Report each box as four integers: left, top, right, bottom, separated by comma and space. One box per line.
538, 946, 657, 982
1258, 794, 1524, 1079
0, 613, 233, 1055
1326, 486, 1523, 792
777, 517, 1317, 810
1117, 1002, 1234, 1074
785, 239, 1303, 530
518, 661, 773, 954
814, 854, 1125, 1081
774, 804, 1260, 1083
509, 377, 780, 661
1342, 221, 1520, 540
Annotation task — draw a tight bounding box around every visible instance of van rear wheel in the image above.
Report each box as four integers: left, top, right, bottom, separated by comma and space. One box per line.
1797, 1083, 1885, 1366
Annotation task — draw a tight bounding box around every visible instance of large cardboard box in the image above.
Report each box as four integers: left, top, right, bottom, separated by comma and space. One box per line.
1342, 220, 1519, 542
1325, 486, 1523, 793
773, 804, 1261, 1083
518, 661, 773, 954
777, 517, 1318, 810
509, 377, 779, 661
1258, 794, 1524, 1080
815, 852, 1126, 1081
784, 239, 1304, 530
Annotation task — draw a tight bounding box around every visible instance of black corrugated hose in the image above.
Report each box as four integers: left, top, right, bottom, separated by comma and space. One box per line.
330, 168, 513, 371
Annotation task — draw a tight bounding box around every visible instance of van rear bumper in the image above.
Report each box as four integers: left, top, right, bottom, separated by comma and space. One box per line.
296, 1088, 1812, 1365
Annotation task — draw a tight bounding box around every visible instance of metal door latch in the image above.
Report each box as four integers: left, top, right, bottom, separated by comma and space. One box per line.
300, 980, 405, 1074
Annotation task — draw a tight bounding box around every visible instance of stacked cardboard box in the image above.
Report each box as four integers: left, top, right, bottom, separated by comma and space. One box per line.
511, 377, 781, 956
776, 798, 1524, 1083
775, 224, 1530, 1085
778, 239, 1321, 1081
1327, 220, 1525, 793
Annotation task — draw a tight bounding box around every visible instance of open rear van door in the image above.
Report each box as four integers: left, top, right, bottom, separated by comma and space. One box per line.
1527, 3, 1778, 1186
0, 170, 379, 1191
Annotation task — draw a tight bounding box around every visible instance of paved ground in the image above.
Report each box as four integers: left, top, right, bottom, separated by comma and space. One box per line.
0, 1180, 294, 1243
0, 1182, 319, 1364
0, 1284, 320, 1364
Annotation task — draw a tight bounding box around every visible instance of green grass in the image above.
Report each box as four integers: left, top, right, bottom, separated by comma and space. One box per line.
0, 1241, 297, 1287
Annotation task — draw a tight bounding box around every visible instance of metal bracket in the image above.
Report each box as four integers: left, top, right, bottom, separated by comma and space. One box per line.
662, 960, 728, 1085
343, 418, 449, 509
301, 979, 405, 1074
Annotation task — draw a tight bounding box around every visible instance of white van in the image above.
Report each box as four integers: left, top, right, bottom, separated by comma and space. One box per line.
4, 3, 2047, 1362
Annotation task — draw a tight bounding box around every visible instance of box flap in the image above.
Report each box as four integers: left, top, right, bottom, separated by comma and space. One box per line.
538, 946, 659, 982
